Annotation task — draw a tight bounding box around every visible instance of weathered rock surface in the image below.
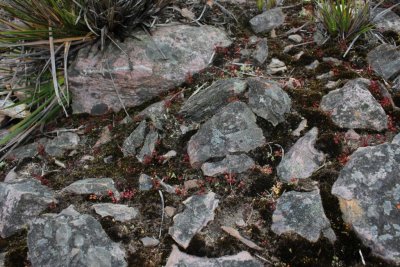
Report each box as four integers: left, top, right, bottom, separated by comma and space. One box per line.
367, 44, 400, 81
137, 101, 166, 130
247, 78, 291, 126
180, 78, 247, 122
169, 192, 219, 249
249, 8, 285, 34
28, 205, 127, 267
272, 189, 336, 243
69, 25, 231, 115
136, 129, 159, 163
332, 143, 400, 264
0, 252, 5, 267
252, 38, 269, 65
140, 237, 160, 248
138, 173, 153, 191
165, 245, 262, 267
121, 120, 147, 157
188, 101, 265, 167
393, 133, 400, 145
320, 79, 388, 131
277, 128, 325, 182
372, 8, 400, 34
92, 203, 139, 222
0, 179, 56, 238
201, 154, 255, 177
44, 132, 80, 157
61, 178, 120, 198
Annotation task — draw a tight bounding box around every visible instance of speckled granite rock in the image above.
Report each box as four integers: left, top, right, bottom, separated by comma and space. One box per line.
121, 121, 147, 157
165, 245, 263, 267
28, 205, 127, 267
272, 189, 336, 243
69, 25, 231, 115
320, 78, 388, 131
392, 133, 400, 145
187, 101, 265, 168
180, 78, 247, 122
249, 8, 285, 34
277, 127, 325, 182
367, 44, 400, 81
92, 203, 139, 222
61, 178, 120, 199
169, 192, 219, 249
0, 179, 56, 238
332, 143, 400, 264
201, 154, 255, 176
247, 78, 291, 126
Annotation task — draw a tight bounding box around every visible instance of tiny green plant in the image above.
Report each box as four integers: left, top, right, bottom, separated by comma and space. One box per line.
256, 0, 278, 11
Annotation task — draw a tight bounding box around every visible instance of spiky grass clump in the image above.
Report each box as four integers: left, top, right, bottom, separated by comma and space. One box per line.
256, 0, 278, 11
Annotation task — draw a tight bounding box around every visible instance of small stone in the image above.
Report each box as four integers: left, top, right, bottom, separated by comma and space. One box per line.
288, 34, 302, 43
136, 129, 159, 163
252, 38, 268, 65
325, 80, 341, 89
0, 99, 30, 119
184, 179, 199, 191
138, 174, 153, 191
161, 150, 177, 163
201, 154, 255, 177
140, 237, 160, 247
283, 44, 294, 53
293, 51, 304, 61
372, 8, 400, 34
137, 101, 166, 130
306, 60, 320, 70
345, 129, 361, 141
291, 119, 308, 137
7, 138, 47, 160
316, 71, 334, 80
61, 178, 120, 199
93, 126, 112, 148
165, 206, 176, 218
267, 58, 287, 74
393, 133, 400, 145
0, 252, 5, 267
249, 8, 285, 33
248, 35, 259, 45
122, 120, 147, 157
367, 44, 400, 81
92, 203, 139, 222
322, 57, 342, 66
80, 155, 95, 162
103, 155, 113, 164
45, 132, 80, 157
169, 192, 219, 248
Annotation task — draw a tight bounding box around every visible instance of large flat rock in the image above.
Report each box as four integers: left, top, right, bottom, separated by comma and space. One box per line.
332, 143, 400, 264
367, 44, 400, 81
69, 25, 231, 115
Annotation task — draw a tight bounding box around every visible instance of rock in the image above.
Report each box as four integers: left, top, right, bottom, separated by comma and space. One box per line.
0, 252, 5, 267
92, 203, 139, 222
325, 80, 341, 89
136, 129, 159, 163
306, 60, 319, 70
138, 174, 153, 191
7, 138, 48, 160
272, 189, 336, 243
345, 129, 361, 141
94, 126, 112, 148
288, 34, 302, 43
69, 25, 231, 115
140, 237, 160, 248
267, 58, 287, 74
292, 119, 307, 137
367, 44, 400, 81
293, 51, 304, 61
61, 178, 120, 199
0, 179, 56, 238
169, 192, 219, 248
322, 57, 342, 66
103, 155, 114, 164
320, 78, 388, 131
161, 150, 177, 163
4, 167, 18, 182
0, 99, 30, 119
165, 206, 177, 218
122, 120, 147, 157
249, 8, 285, 34
372, 8, 400, 34
277, 127, 325, 182
252, 38, 269, 65
332, 143, 400, 264
393, 133, 400, 145
165, 245, 263, 267
136, 101, 166, 130
187, 101, 265, 167
45, 132, 80, 157
247, 78, 291, 126
201, 154, 255, 176
180, 78, 247, 122
183, 179, 199, 191
28, 205, 127, 267
316, 71, 334, 80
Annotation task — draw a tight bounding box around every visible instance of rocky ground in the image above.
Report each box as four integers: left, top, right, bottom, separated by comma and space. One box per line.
1, 0, 400, 266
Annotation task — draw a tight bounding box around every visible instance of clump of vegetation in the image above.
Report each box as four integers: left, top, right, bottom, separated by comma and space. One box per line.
0, 0, 171, 157
256, 0, 279, 11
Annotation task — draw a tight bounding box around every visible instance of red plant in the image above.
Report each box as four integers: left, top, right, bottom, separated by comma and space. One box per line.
379, 97, 391, 108
338, 153, 349, 165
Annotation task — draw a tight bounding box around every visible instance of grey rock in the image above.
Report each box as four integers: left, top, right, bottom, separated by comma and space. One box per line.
137, 101, 166, 130
201, 154, 255, 176
277, 127, 325, 182
61, 178, 120, 199
316, 71, 334, 80
0, 179, 56, 238
136, 129, 159, 163
122, 120, 147, 157
103, 155, 114, 164
393, 133, 400, 145
180, 78, 247, 122
0, 252, 5, 267
252, 38, 268, 65
7, 138, 48, 160
249, 8, 285, 34
267, 58, 287, 74
140, 237, 159, 248
272, 189, 336, 243
322, 57, 342, 66
165, 245, 263, 267
306, 60, 319, 70
138, 174, 153, 191
28, 205, 127, 267
372, 8, 400, 34
169, 192, 219, 249
367, 44, 400, 81
247, 78, 291, 126
45, 132, 80, 157
187, 101, 265, 167
320, 78, 388, 131
92, 203, 139, 222
288, 34, 302, 43
332, 143, 400, 264
69, 25, 231, 115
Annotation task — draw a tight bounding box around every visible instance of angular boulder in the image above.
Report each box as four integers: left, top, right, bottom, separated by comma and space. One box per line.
0, 179, 56, 238
320, 78, 388, 131
277, 127, 325, 182
188, 101, 265, 168
61, 178, 120, 198
121, 120, 147, 157
44, 132, 80, 157
367, 44, 400, 81
92, 203, 139, 222
332, 143, 400, 264
249, 8, 285, 34
393, 133, 400, 145
271, 189, 336, 243
28, 205, 127, 267
69, 25, 231, 115
372, 8, 400, 34
201, 154, 255, 177
247, 78, 291, 126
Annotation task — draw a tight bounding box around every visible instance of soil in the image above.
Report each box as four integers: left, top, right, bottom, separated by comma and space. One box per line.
0, 1, 399, 267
